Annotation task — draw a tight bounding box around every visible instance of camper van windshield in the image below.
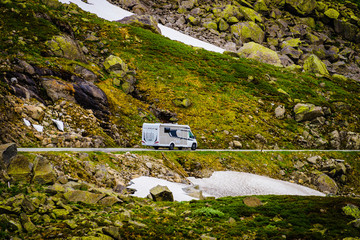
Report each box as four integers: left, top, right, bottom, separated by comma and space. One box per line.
189, 131, 195, 139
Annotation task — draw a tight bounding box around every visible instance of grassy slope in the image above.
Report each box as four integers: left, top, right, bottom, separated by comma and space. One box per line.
1, 150, 360, 239
0, 0, 360, 148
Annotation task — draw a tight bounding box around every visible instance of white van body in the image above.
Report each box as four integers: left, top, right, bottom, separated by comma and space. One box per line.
142, 123, 197, 150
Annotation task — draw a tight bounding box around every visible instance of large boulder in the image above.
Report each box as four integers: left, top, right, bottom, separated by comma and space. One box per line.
285, 0, 316, 16
73, 80, 110, 119
293, 103, 324, 122
118, 15, 161, 34
0, 143, 17, 170
324, 8, 340, 19
64, 190, 106, 204
103, 55, 128, 77
46, 35, 85, 61
303, 54, 329, 75
7, 155, 33, 182
334, 20, 359, 42
214, 5, 242, 22
41, 78, 76, 102
32, 156, 56, 184
237, 42, 282, 67
313, 171, 338, 194
239, 6, 262, 22
149, 185, 174, 201
231, 22, 265, 44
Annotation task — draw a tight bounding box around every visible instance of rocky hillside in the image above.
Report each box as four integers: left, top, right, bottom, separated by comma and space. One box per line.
114, 0, 360, 80
1, 144, 360, 239
0, 0, 359, 150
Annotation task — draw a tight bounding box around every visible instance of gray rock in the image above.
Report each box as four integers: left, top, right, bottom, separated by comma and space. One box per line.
32, 156, 57, 184
275, 105, 285, 119
118, 15, 161, 34
7, 155, 33, 182
0, 143, 17, 170
150, 185, 174, 201
293, 103, 324, 122
46, 35, 85, 61
64, 190, 106, 204
243, 196, 262, 207
103, 226, 122, 240
231, 22, 265, 44
307, 155, 321, 164
313, 172, 338, 194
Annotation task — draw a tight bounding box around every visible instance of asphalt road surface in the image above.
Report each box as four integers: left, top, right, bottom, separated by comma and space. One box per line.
18, 148, 360, 152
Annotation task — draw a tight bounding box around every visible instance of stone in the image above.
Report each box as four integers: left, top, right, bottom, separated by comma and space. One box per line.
65, 219, 78, 229
324, 8, 339, 19
334, 20, 359, 42
203, 21, 217, 31
239, 6, 262, 22
98, 196, 120, 206
0, 143, 17, 170
0, 215, 22, 232
303, 54, 329, 75
254, 0, 268, 12
24, 105, 44, 121
46, 35, 85, 61
173, 98, 192, 108
7, 155, 33, 182
293, 103, 324, 122
332, 74, 347, 81
232, 140, 242, 149
307, 155, 321, 164
41, 78, 76, 102
218, 18, 229, 32
243, 196, 262, 207
53, 208, 71, 218
285, 0, 316, 16
313, 172, 338, 194
118, 15, 161, 34
281, 46, 302, 60
72, 80, 109, 119
103, 55, 127, 75
64, 190, 106, 204
280, 38, 301, 48
275, 105, 285, 119
103, 226, 122, 240
74, 65, 98, 82
237, 42, 282, 67
32, 156, 56, 184
231, 22, 265, 44
20, 213, 36, 233
150, 185, 174, 201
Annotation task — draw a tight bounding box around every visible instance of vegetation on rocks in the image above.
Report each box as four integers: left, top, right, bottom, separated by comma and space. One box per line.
0, 0, 359, 149
1, 148, 360, 239
0, 0, 360, 237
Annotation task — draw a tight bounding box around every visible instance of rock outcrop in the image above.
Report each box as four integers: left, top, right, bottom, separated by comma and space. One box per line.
118, 15, 161, 34
237, 42, 282, 67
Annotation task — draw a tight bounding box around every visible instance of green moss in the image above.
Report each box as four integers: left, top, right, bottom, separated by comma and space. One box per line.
343, 205, 360, 219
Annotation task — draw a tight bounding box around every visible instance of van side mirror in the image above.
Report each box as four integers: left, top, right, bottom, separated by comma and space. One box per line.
164, 128, 170, 133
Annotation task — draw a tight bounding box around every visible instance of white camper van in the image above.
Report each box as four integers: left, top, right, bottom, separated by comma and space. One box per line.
142, 123, 197, 150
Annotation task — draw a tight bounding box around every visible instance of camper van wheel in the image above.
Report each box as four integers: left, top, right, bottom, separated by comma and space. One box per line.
169, 143, 175, 150
154, 146, 159, 150
191, 143, 196, 150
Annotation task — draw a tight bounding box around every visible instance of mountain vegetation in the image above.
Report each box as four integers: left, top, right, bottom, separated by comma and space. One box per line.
0, 0, 360, 239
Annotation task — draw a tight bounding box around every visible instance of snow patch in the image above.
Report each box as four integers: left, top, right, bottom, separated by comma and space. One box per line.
52, 119, 64, 131
129, 171, 325, 202
33, 124, 44, 132
58, 0, 224, 53
23, 118, 31, 127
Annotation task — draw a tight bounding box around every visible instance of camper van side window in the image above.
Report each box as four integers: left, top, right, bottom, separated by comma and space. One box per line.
164, 128, 170, 133
169, 130, 178, 137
